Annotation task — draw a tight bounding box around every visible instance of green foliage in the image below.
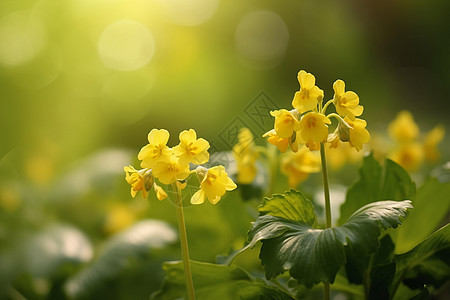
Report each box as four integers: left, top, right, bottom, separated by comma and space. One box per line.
65, 220, 177, 300
395, 177, 450, 253
393, 224, 450, 294
246, 190, 412, 287
339, 155, 415, 225
152, 260, 293, 300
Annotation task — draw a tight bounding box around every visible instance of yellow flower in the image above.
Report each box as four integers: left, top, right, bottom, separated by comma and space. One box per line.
292, 70, 324, 113
124, 166, 153, 198
332, 80, 363, 120
173, 129, 210, 165
233, 128, 258, 184
326, 142, 364, 170
423, 124, 445, 162
389, 143, 424, 172
153, 182, 168, 200
103, 203, 136, 235
388, 111, 419, 143
152, 154, 191, 185
344, 116, 370, 151
281, 146, 320, 188
263, 129, 290, 153
296, 112, 331, 151
270, 109, 297, 138
138, 129, 172, 168
191, 166, 237, 205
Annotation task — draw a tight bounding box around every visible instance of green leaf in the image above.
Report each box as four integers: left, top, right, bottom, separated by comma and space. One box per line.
152, 260, 293, 300
393, 223, 450, 293
395, 177, 450, 253
65, 220, 177, 299
259, 189, 316, 224
339, 155, 415, 225
247, 190, 412, 287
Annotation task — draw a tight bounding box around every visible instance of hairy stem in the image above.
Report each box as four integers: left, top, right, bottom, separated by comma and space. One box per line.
173, 183, 196, 300
320, 143, 332, 300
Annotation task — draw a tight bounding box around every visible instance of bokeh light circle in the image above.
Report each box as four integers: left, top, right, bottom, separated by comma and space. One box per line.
159, 0, 220, 26
0, 10, 46, 66
98, 20, 155, 71
235, 11, 289, 68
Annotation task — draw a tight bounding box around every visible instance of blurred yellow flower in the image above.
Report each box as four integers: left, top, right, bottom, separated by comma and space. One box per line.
233, 128, 258, 184
344, 116, 370, 151
332, 79, 363, 120
389, 143, 424, 172
124, 166, 153, 198
281, 146, 320, 188
103, 203, 136, 235
152, 154, 191, 185
326, 142, 364, 170
292, 70, 324, 113
270, 109, 297, 138
296, 112, 331, 151
173, 129, 210, 165
191, 166, 237, 205
388, 111, 419, 143
423, 125, 445, 162
263, 129, 290, 153
138, 129, 172, 168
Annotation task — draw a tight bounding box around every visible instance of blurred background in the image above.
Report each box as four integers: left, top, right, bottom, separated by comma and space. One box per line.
1, 0, 449, 299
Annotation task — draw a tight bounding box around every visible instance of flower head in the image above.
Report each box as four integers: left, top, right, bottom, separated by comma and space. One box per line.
233, 128, 258, 184
344, 116, 370, 151
152, 154, 191, 185
292, 70, 324, 114
270, 109, 298, 138
388, 111, 419, 143
263, 129, 291, 153
138, 129, 172, 168
173, 129, 210, 165
296, 112, 331, 151
332, 80, 363, 120
281, 146, 320, 188
124, 166, 153, 198
191, 166, 237, 205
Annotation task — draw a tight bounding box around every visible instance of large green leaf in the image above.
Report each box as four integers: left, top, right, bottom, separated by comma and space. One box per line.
152, 260, 293, 300
246, 190, 412, 287
393, 223, 450, 295
395, 177, 450, 253
339, 155, 415, 225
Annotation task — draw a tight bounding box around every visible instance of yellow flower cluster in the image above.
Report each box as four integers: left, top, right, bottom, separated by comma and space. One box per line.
385, 111, 445, 172
125, 129, 236, 205
264, 70, 370, 152
232, 128, 259, 184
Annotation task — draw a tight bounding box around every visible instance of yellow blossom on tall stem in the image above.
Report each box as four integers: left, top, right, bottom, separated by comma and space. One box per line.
191, 166, 237, 205
173, 129, 210, 165
292, 70, 324, 113
296, 112, 331, 151
138, 129, 172, 168
124, 166, 152, 198
152, 154, 191, 185
344, 116, 371, 151
263, 129, 291, 153
332, 79, 363, 120
270, 109, 297, 138
388, 111, 419, 143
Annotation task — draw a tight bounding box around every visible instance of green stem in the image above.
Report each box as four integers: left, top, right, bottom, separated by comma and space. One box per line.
322, 99, 334, 114
320, 143, 332, 300
172, 183, 196, 300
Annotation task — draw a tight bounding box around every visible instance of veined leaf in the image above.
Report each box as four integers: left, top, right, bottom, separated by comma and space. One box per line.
393, 223, 450, 293
247, 190, 412, 287
152, 260, 293, 300
339, 155, 415, 225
